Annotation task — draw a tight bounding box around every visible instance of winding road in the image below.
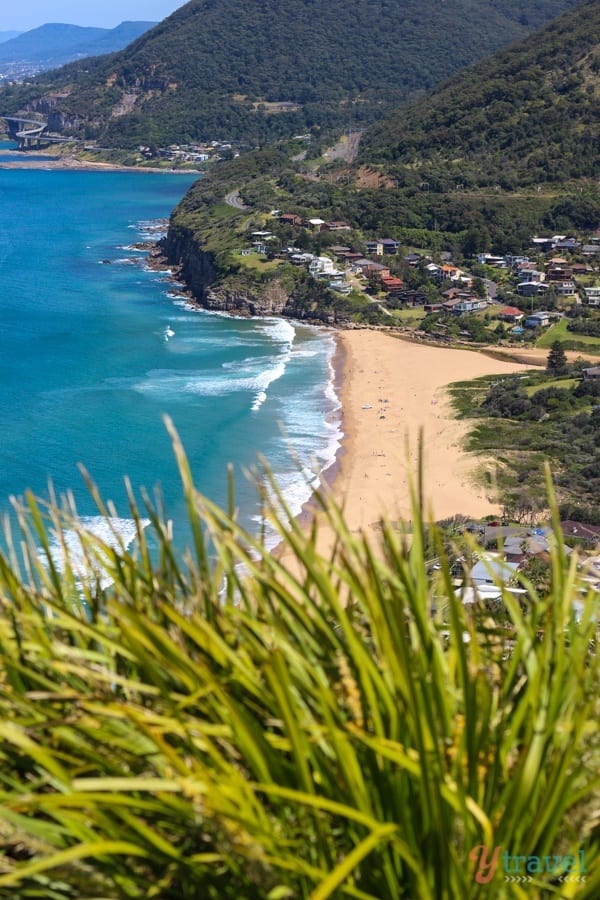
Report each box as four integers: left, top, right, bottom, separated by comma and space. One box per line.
224, 190, 246, 210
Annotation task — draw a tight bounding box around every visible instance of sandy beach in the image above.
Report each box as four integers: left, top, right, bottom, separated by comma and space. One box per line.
318, 331, 533, 543
0, 151, 199, 175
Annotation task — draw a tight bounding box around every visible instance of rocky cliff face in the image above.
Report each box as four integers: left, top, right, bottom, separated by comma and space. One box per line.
203, 281, 294, 317
162, 225, 217, 301
162, 224, 337, 324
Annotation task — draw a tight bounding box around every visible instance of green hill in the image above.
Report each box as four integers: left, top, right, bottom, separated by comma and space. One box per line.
0, 0, 581, 148
160, 0, 600, 313
361, 0, 600, 189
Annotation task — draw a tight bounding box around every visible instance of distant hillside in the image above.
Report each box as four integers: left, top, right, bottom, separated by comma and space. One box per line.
0, 32, 21, 45
361, 0, 600, 189
0, 22, 156, 76
0, 0, 581, 148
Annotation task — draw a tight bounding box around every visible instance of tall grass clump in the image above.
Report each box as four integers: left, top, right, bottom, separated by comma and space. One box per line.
0, 428, 598, 899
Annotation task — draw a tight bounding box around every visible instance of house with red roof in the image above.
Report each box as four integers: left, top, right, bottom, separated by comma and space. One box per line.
497, 307, 524, 324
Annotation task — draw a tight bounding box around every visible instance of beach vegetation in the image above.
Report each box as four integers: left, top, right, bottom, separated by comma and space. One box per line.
451, 363, 600, 522
0, 428, 598, 898
546, 341, 569, 375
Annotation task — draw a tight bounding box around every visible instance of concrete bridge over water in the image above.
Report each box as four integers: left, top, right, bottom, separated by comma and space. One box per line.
2, 115, 79, 149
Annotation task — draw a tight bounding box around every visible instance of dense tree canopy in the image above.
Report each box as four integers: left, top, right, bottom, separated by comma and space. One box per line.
0, 0, 581, 148
362, 0, 600, 188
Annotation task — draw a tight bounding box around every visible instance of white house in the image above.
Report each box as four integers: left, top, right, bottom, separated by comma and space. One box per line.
584, 286, 600, 306
309, 256, 337, 277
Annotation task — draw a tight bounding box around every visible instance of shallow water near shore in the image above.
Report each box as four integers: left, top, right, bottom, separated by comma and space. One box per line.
0, 142, 341, 555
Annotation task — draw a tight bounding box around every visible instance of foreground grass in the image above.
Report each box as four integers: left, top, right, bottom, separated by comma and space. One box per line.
0, 429, 598, 898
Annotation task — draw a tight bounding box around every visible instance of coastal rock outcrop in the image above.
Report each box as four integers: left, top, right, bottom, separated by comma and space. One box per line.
162, 226, 217, 299
204, 281, 291, 317
161, 224, 339, 325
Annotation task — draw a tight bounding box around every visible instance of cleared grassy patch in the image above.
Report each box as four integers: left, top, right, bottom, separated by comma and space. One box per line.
231, 251, 282, 272
390, 307, 426, 322
525, 376, 579, 396
536, 317, 600, 351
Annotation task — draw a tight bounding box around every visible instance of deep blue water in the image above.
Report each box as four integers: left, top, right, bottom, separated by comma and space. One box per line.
0, 143, 340, 553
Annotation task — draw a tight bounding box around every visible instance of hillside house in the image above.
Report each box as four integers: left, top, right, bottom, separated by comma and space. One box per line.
477, 253, 506, 267
524, 311, 552, 328
506, 255, 530, 267
353, 259, 391, 279
380, 238, 400, 255
571, 263, 590, 276
554, 238, 581, 252
365, 237, 400, 256
395, 290, 427, 306
453, 298, 488, 314
323, 220, 351, 232
497, 307, 524, 324
517, 281, 549, 297
380, 275, 406, 295
405, 253, 422, 266
443, 298, 461, 313
584, 287, 600, 306
279, 213, 304, 227
547, 264, 572, 283
554, 281, 577, 296
442, 287, 461, 300
290, 252, 315, 266
441, 264, 461, 280
531, 235, 566, 252
309, 256, 338, 277
425, 263, 441, 278
515, 264, 545, 282
583, 366, 600, 380
502, 533, 553, 564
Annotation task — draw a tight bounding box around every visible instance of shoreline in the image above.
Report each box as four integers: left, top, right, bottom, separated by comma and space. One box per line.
291, 330, 533, 555
0, 148, 200, 175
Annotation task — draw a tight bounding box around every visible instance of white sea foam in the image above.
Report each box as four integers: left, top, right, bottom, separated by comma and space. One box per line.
248, 330, 342, 550
128, 355, 288, 410
290, 348, 318, 359
259, 317, 295, 347
137, 314, 297, 412
131, 219, 169, 241
252, 391, 267, 412
43, 516, 150, 591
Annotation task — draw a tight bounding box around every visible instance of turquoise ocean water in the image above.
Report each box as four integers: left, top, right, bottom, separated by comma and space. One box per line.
0, 143, 341, 555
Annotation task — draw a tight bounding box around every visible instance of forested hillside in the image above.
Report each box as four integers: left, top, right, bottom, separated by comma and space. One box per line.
0, 0, 581, 147
160, 0, 600, 321
362, 0, 600, 189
